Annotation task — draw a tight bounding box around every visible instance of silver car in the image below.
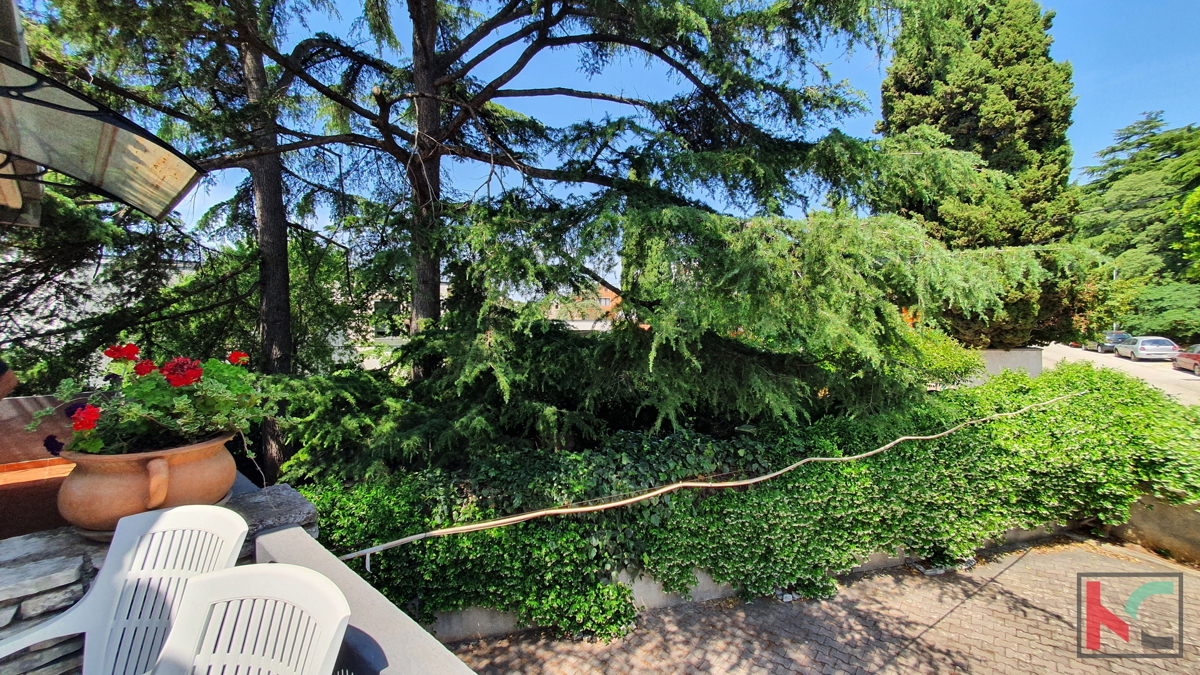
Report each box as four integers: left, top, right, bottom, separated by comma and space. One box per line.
1113, 336, 1179, 361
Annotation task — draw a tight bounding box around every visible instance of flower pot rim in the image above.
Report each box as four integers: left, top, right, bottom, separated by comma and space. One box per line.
61, 433, 236, 462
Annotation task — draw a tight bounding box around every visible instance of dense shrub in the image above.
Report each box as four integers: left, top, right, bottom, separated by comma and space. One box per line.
280, 312, 986, 479
302, 362, 1199, 638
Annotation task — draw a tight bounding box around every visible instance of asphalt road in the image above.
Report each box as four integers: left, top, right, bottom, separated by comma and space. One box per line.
1042, 342, 1200, 406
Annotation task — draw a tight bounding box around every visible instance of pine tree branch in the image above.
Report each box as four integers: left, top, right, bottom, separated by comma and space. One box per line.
287, 220, 349, 252
440, 31, 739, 142
435, 0, 533, 73
196, 134, 384, 170
0, 259, 256, 346
274, 37, 399, 96
578, 264, 622, 298
245, 34, 416, 147
439, 142, 616, 188
32, 50, 199, 125
573, 34, 744, 126
371, 89, 407, 159
435, 6, 570, 86
493, 88, 651, 109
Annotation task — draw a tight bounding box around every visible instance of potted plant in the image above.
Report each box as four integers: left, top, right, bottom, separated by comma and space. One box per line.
29, 344, 273, 533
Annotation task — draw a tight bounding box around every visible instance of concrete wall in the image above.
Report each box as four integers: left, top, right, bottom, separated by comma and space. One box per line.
425, 523, 1071, 643
964, 348, 1043, 387
255, 525, 473, 675
1107, 494, 1200, 564
425, 569, 738, 642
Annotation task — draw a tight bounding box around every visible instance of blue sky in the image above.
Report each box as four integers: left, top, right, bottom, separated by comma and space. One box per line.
175, 0, 1200, 225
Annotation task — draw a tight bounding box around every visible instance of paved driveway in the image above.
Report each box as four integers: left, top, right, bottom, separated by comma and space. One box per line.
453, 539, 1198, 674
1043, 342, 1200, 406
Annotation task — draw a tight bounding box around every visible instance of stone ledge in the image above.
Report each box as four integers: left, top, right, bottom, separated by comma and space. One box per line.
0, 530, 106, 572
0, 558, 82, 605
0, 612, 60, 642
0, 604, 15, 628
224, 484, 318, 559
22, 652, 80, 675
0, 637, 81, 675
0, 529, 105, 675
19, 585, 83, 621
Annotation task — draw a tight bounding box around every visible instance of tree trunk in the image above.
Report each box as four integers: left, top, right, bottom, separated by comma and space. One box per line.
406, 0, 443, 380
407, 162, 441, 336
241, 43, 291, 481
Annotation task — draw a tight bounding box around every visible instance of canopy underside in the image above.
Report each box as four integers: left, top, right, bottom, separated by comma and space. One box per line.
0, 55, 202, 223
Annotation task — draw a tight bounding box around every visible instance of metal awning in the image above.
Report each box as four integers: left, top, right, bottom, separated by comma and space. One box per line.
0, 55, 203, 222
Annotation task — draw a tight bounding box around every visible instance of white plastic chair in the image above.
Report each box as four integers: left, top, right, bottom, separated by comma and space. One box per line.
151, 564, 350, 675
0, 506, 248, 675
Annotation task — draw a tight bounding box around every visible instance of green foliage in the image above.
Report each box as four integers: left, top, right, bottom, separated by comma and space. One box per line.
2, 228, 369, 394
302, 363, 1200, 637
1074, 113, 1200, 341
939, 246, 1101, 349
873, 1, 1094, 348
608, 210, 999, 419
879, 0, 1077, 245
29, 349, 274, 454
1118, 283, 1200, 344
306, 474, 637, 639
134, 231, 371, 374
864, 126, 1027, 248
24, 0, 367, 400
279, 210, 1009, 477
1076, 113, 1200, 277
0, 188, 205, 393
1182, 188, 1200, 274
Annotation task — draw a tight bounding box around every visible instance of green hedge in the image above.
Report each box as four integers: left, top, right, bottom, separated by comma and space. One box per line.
301, 362, 1200, 639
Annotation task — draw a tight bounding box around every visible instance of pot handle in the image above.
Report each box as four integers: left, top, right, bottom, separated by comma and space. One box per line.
146, 458, 169, 509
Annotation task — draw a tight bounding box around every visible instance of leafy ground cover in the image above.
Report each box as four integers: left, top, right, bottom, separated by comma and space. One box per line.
302, 362, 1200, 639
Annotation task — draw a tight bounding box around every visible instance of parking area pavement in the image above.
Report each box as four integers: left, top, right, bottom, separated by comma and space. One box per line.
452, 538, 1198, 674
1043, 342, 1200, 406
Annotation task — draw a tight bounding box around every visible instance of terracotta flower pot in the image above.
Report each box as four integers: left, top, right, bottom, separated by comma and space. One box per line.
58, 434, 237, 532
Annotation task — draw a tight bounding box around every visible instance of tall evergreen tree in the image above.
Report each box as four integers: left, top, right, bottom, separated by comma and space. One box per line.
1075, 113, 1200, 343
878, 0, 1076, 247
246, 4, 918, 301
1077, 112, 1200, 276
22, 0, 368, 477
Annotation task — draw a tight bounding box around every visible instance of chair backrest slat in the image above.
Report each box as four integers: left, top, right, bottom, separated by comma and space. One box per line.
0, 506, 247, 675
152, 565, 350, 675
83, 508, 248, 675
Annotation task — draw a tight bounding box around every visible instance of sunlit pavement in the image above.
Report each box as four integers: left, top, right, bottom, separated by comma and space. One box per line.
1042, 342, 1200, 406
453, 538, 1198, 674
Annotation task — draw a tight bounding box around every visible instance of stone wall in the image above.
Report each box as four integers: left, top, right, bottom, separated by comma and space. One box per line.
1106, 494, 1200, 564
0, 530, 106, 675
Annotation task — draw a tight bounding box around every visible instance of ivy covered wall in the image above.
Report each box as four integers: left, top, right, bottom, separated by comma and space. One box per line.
303, 363, 1200, 639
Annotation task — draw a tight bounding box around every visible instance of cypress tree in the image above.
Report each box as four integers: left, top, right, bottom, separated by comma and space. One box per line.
878, 0, 1076, 246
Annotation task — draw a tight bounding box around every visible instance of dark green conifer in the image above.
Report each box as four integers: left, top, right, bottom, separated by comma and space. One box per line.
878, 0, 1076, 246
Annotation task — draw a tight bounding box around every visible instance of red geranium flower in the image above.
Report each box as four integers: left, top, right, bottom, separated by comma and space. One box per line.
159, 357, 203, 387
103, 344, 140, 361
71, 404, 101, 431
228, 351, 250, 365
133, 359, 157, 376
